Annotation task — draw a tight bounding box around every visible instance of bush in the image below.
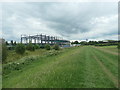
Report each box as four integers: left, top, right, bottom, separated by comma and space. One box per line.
2, 43, 7, 63
45, 44, 51, 50
34, 44, 40, 49
40, 45, 45, 49
53, 44, 60, 50
15, 43, 25, 55
8, 46, 15, 50
26, 43, 35, 51
3, 56, 39, 75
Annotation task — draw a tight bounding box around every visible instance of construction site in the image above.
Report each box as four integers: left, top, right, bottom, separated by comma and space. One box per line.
21, 34, 70, 47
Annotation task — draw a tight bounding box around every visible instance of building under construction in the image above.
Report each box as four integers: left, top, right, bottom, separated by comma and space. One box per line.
21, 34, 70, 46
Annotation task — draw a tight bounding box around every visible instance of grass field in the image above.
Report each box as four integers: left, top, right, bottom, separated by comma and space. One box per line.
5, 49, 47, 63
3, 46, 118, 88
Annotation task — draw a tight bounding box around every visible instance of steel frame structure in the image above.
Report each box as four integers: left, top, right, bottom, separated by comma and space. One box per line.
21, 34, 70, 45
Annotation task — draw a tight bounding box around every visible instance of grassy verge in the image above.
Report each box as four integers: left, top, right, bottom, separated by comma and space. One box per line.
3, 46, 117, 88
95, 45, 118, 53
92, 47, 118, 77
6, 49, 47, 63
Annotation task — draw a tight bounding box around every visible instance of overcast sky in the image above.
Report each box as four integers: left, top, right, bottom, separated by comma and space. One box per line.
1, 2, 118, 42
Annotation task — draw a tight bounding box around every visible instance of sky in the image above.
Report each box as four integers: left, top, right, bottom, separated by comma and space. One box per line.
1, 2, 118, 42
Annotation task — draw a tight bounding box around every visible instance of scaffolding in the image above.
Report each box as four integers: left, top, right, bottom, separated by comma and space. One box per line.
21, 34, 70, 45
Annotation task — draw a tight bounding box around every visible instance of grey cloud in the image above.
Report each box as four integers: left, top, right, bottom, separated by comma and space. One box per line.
2, 2, 118, 41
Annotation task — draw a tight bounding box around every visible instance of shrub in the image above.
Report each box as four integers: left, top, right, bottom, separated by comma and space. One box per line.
15, 43, 25, 55
40, 45, 45, 49
3, 56, 39, 75
45, 50, 60, 56
2, 43, 7, 63
8, 46, 15, 50
45, 44, 51, 50
34, 44, 40, 49
26, 43, 35, 51
53, 44, 60, 50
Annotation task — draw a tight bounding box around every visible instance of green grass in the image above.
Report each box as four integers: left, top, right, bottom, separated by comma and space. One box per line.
5, 49, 47, 63
96, 45, 118, 53
92, 47, 118, 77
97, 45, 117, 48
3, 46, 118, 88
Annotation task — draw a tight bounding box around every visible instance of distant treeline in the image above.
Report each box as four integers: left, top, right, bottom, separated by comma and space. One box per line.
71, 40, 120, 46
5, 40, 60, 50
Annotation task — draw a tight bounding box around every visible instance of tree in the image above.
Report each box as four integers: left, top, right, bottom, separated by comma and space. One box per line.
71, 42, 74, 44
87, 41, 98, 45
45, 44, 51, 50
15, 43, 25, 55
26, 43, 35, 51
80, 41, 87, 45
14, 41, 17, 45
74, 41, 79, 44
11, 40, 14, 45
53, 44, 60, 50
40, 45, 45, 49
98, 41, 103, 44
5, 41, 9, 45
34, 44, 40, 49
2, 43, 8, 63
71, 41, 79, 44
